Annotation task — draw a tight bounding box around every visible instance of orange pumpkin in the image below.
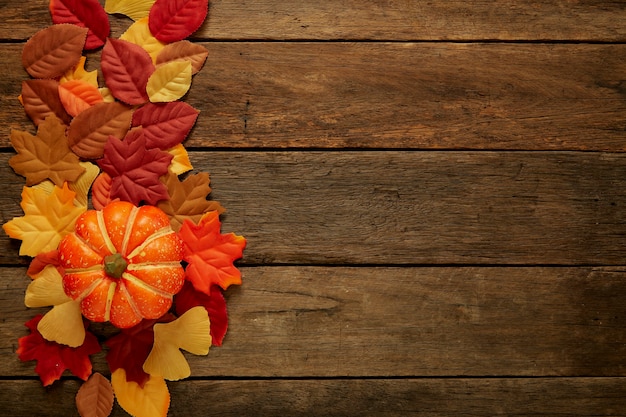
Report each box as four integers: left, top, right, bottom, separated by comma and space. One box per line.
59, 201, 185, 328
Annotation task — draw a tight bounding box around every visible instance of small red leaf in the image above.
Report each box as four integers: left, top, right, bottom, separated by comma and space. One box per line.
49, 0, 110, 50
149, 0, 209, 43
175, 281, 228, 346
21, 79, 71, 126
132, 102, 199, 149
101, 38, 155, 105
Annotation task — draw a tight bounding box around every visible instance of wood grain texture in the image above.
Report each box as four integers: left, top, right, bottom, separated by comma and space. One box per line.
1, 43, 625, 150
2, 266, 626, 377
2, 151, 625, 265
2, 0, 626, 41
1, 377, 625, 416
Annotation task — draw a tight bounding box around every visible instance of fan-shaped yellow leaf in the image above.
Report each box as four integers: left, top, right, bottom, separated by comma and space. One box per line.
143, 307, 211, 381
60, 56, 98, 89
120, 17, 165, 62
37, 300, 85, 347
111, 369, 170, 417
146, 61, 192, 103
33, 162, 100, 207
25, 265, 70, 307
167, 144, 193, 175
105, 0, 156, 21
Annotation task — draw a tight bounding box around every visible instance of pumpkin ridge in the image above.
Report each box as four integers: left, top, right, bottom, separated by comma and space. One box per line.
75, 274, 107, 302
120, 205, 139, 256
117, 280, 143, 321
122, 272, 176, 298
97, 209, 117, 255
104, 281, 117, 321
64, 264, 104, 274
126, 227, 176, 260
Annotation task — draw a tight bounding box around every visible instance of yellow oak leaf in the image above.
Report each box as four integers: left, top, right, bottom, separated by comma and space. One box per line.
104, 0, 156, 21
167, 144, 193, 175
60, 56, 98, 89
111, 368, 170, 417
9, 115, 85, 187
3, 183, 86, 257
121, 17, 165, 62
143, 307, 211, 381
146, 61, 192, 103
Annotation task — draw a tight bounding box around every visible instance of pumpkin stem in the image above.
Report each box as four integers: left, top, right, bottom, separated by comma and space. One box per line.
104, 253, 127, 279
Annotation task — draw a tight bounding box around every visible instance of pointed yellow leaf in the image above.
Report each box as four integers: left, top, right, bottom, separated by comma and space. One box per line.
146, 61, 192, 103
120, 17, 165, 62
60, 56, 98, 89
25, 265, 70, 307
105, 0, 156, 21
111, 369, 170, 417
167, 144, 193, 175
37, 301, 85, 347
33, 162, 100, 207
143, 307, 211, 381
99, 88, 116, 103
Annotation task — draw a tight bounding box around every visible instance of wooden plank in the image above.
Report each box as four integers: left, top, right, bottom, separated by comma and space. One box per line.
2, 1, 626, 42
1, 377, 625, 416
2, 266, 626, 377
2, 151, 626, 265
1, 43, 625, 150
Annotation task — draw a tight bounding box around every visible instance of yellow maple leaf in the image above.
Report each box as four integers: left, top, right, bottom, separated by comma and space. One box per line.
143, 307, 211, 381
104, 0, 156, 21
111, 368, 170, 417
147, 61, 192, 103
167, 144, 193, 175
60, 56, 98, 89
3, 183, 86, 256
34, 162, 100, 207
121, 17, 165, 62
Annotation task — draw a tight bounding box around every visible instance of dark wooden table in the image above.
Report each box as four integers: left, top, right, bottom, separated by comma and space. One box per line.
1, 1, 626, 415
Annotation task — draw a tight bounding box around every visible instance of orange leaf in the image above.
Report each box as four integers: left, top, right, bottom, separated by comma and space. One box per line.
111, 368, 170, 417
156, 41, 208, 75
22, 24, 88, 79
59, 80, 104, 117
21, 79, 71, 126
91, 172, 117, 210
76, 373, 115, 417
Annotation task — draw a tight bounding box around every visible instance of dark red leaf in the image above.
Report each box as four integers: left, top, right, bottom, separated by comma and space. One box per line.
175, 281, 228, 346
101, 38, 154, 105
132, 102, 199, 149
49, 0, 110, 50
149, 0, 209, 43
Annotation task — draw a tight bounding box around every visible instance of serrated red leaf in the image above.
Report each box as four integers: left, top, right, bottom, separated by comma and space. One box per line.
17, 315, 101, 386
178, 211, 246, 293
148, 0, 209, 43
21, 79, 71, 126
175, 281, 228, 346
97, 133, 173, 205
132, 102, 199, 149
27, 250, 63, 278
101, 38, 155, 105
49, 0, 110, 50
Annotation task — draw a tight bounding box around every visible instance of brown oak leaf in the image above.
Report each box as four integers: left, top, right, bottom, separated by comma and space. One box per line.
9, 115, 85, 186
158, 171, 225, 231
75, 372, 114, 417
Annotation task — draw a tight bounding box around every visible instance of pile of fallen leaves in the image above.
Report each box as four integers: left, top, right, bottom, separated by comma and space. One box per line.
3, 0, 246, 416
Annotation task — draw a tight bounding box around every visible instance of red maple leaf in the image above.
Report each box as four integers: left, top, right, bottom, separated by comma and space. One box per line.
105, 315, 175, 387
97, 133, 172, 205
175, 281, 229, 346
17, 315, 101, 386
178, 211, 246, 294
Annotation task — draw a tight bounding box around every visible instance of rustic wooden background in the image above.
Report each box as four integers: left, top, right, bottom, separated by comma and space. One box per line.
1, 0, 626, 415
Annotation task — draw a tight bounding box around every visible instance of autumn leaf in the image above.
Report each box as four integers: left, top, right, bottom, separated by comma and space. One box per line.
143, 307, 211, 380
17, 315, 101, 386
147, 60, 192, 102
111, 369, 170, 417
101, 38, 155, 105
27, 250, 62, 278
132, 101, 199, 149
158, 171, 225, 232
75, 373, 115, 417
91, 172, 116, 210
105, 0, 156, 21
67, 101, 133, 159
167, 144, 193, 175
49, 0, 110, 50
3, 184, 86, 257
21, 79, 71, 126
9, 115, 85, 187
34, 161, 100, 208
121, 17, 165, 62
175, 281, 229, 346
59, 79, 104, 117
97, 133, 173, 205
149, 0, 209, 43
60, 56, 98, 88
178, 211, 246, 294
156, 40, 208, 75
22, 24, 88, 79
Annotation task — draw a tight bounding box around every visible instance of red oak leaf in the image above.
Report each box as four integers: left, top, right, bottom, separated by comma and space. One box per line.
175, 281, 228, 346
132, 102, 199, 150
178, 211, 246, 294
49, 0, 110, 50
97, 133, 173, 205
17, 315, 101, 386
101, 38, 155, 105
105, 315, 175, 388
149, 0, 209, 43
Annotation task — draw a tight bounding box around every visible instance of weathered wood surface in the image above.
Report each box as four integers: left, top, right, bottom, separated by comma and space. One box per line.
1, 43, 625, 150
2, 266, 626, 378
2, 378, 626, 416
2, 0, 626, 41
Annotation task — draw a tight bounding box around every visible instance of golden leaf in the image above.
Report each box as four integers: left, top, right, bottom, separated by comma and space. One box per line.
167, 144, 193, 175
111, 368, 170, 417
104, 0, 156, 21
146, 61, 192, 103
121, 17, 165, 62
